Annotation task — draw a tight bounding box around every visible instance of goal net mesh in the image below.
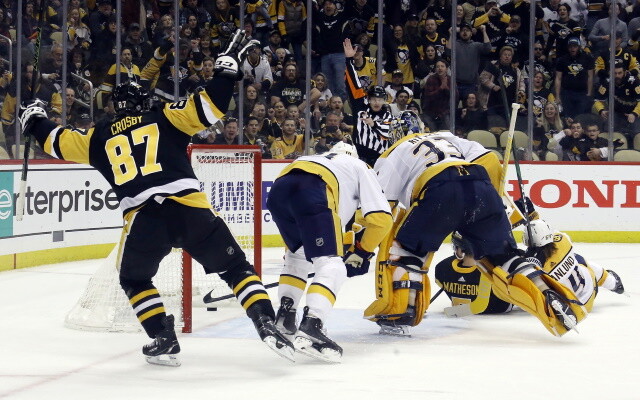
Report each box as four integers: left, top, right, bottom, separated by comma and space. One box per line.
64, 146, 260, 332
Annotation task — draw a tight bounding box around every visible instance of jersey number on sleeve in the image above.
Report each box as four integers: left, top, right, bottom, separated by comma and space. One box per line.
105, 123, 163, 185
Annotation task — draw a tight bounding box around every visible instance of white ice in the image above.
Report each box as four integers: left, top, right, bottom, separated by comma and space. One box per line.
1, 244, 638, 400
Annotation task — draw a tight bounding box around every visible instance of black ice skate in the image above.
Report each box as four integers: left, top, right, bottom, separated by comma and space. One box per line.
251, 313, 296, 362
606, 270, 626, 295
143, 314, 181, 367
545, 290, 578, 332
376, 307, 415, 337
275, 296, 297, 340
294, 307, 342, 363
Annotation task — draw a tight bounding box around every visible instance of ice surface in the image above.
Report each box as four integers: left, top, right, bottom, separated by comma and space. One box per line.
1, 244, 637, 399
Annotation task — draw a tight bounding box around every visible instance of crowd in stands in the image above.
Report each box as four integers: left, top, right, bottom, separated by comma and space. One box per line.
1, 0, 640, 162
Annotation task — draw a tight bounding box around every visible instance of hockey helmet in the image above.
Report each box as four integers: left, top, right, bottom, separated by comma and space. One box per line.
523, 219, 555, 248
389, 110, 424, 145
113, 81, 151, 116
451, 231, 474, 260
330, 141, 359, 158
367, 85, 386, 99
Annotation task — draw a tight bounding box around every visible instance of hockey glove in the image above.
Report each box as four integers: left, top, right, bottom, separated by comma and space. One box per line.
343, 242, 374, 278
514, 196, 534, 216
19, 99, 48, 132
214, 29, 260, 81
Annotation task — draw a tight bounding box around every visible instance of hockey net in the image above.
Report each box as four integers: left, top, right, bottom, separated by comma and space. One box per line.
64, 145, 262, 333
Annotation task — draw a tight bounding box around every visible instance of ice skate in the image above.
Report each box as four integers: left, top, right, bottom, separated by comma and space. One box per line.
545, 290, 578, 332
606, 270, 626, 295
143, 314, 181, 367
377, 319, 412, 337
293, 307, 342, 363
275, 296, 297, 340
251, 313, 296, 362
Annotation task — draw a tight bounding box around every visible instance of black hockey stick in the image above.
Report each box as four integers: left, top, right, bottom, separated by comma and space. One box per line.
203, 273, 317, 304
16, 0, 47, 221
497, 70, 534, 246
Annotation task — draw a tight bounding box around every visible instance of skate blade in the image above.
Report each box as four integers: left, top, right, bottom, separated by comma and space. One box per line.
263, 336, 296, 363
293, 337, 342, 363
145, 354, 181, 367
378, 324, 411, 337
550, 300, 579, 334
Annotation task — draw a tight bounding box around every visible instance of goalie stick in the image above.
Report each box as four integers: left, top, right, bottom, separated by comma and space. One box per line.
16, 0, 47, 221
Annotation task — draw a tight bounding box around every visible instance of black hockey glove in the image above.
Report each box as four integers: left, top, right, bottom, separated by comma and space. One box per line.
214, 29, 260, 81
343, 242, 374, 278
514, 196, 535, 216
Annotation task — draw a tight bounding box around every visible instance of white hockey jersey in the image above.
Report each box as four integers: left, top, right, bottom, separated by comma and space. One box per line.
279, 152, 392, 252
374, 132, 493, 208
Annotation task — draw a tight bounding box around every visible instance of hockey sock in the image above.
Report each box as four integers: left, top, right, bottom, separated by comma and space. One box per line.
122, 282, 167, 338
306, 256, 347, 322
221, 265, 274, 319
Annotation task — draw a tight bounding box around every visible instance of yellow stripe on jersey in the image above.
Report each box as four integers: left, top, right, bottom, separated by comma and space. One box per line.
129, 288, 160, 305
279, 161, 340, 210
308, 282, 337, 305
44, 126, 94, 164
279, 274, 308, 291
325, 186, 344, 256
242, 293, 270, 310
138, 306, 166, 322
233, 275, 261, 295
162, 90, 224, 136
167, 192, 211, 209
470, 151, 502, 191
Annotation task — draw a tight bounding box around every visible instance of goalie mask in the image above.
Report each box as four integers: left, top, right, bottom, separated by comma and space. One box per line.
113, 81, 151, 117
523, 219, 555, 248
389, 110, 423, 145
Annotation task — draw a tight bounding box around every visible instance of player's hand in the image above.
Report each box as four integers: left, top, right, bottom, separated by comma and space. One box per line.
215, 29, 260, 80
19, 99, 48, 132
343, 243, 374, 278
514, 196, 535, 216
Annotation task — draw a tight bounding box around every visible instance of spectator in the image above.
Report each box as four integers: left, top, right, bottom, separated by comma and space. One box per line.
180, 0, 211, 27
389, 89, 411, 117
66, 7, 92, 51
559, 120, 585, 160
594, 64, 640, 139
199, 31, 214, 58
574, 123, 614, 161
349, 43, 377, 91
529, 71, 555, 119
543, 0, 561, 24
152, 14, 175, 48
546, 3, 582, 61
313, 0, 349, 100
479, 46, 525, 127
565, 0, 588, 26
90, 14, 118, 81
589, 3, 628, 57
523, 40, 553, 89
314, 110, 346, 153
554, 37, 594, 119
423, 59, 453, 131
125, 23, 154, 69
325, 95, 354, 133
456, 92, 488, 135
415, 43, 439, 82
213, 118, 241, 145
354, 32, 373, 57
40, 43, 64, 88
421, 18, 448, 58
421, 0, 451, 29
472, 0, 510, 54
385, 70, 414, 102
534, 102, 566, 159
210, 0, 240, 53
386, 24, 420, 94
244, 116, 271, 158
286, 104, 306, 133
270, 117, 304, 159
501, 0, 544, 36
97, 46, 142, 110
68, 48, 92, 105
344, 0, 375, 41
263, 29, 289, 60
250, 102, 274, 142
277, 0, 306, 62
87, 0, 113, 39
495, 15, 527, 66
270, 63, 320, 111
594, 34, 639, 82
268, 100, 288, 141
235, 84, 261, 119
242, 44, 274, 94
453, 22, 491, 100
313, 72, 333, 102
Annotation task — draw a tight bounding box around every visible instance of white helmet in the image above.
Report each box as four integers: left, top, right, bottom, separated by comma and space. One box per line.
523, 219, 555, 248
330, 141, 358, 158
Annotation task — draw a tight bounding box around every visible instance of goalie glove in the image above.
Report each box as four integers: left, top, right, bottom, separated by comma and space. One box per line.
214, 29, 260, 81
514, 196, 535, 217
19, 99, 48, 132
343, 242, 374, 278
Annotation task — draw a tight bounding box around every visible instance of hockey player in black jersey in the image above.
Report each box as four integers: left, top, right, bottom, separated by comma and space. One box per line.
19, 30, 294, 366
344, 38, 393, 167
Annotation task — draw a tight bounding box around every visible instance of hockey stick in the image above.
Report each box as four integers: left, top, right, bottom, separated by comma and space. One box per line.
497, 71, 534, 246
16, 0, 47, 221
203, 273, 316, 304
